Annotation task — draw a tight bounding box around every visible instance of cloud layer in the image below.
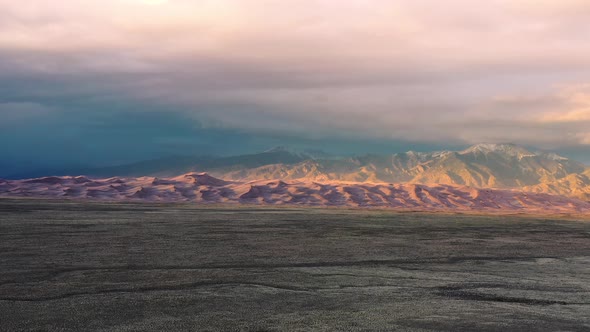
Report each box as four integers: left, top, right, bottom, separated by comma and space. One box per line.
1, 0, 590, 152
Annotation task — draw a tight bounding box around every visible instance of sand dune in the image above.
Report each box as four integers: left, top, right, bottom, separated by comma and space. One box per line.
1, 172, 589, 213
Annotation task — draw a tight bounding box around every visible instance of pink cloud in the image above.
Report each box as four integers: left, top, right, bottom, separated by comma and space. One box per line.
0, 0, 589, 147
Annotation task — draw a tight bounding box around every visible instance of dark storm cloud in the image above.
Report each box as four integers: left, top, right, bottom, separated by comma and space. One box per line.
2, 0, 590, 169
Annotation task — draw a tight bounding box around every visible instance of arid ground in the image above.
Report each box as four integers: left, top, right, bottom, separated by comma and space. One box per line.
0, 199, 589, 331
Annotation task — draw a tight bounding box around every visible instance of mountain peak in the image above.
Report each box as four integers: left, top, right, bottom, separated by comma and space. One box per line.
262, 146, 332, 160
541, 152, 569, 161
264, 146, 293, 154
461, 143, 536, 158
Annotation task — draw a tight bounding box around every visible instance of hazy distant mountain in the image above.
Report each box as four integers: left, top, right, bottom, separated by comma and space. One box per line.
215, 143, 584, 179
6, 148, 316, 179
5, 143, 590, 200
209, 143, 590, 199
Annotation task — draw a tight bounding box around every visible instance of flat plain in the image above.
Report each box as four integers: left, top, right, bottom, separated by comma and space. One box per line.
0, 198, 589, 331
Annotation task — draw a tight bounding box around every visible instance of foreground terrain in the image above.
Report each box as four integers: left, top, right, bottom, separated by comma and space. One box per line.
0, 199, 589, 331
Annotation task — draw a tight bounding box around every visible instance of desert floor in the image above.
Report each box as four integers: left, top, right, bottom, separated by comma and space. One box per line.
1, 199, 589, 331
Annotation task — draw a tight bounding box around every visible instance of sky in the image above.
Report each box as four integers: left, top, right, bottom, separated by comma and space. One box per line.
1, 0, 590, 175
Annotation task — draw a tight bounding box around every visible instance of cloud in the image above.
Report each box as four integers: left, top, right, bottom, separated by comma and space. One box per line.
0, 102, 53, 127
538, 85, 590, 123
1, 0, 590, 150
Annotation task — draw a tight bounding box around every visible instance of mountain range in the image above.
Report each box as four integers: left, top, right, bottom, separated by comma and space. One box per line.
3, 143, 590, 201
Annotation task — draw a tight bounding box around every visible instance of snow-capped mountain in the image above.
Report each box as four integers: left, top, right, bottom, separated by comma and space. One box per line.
4, 143, 589, 200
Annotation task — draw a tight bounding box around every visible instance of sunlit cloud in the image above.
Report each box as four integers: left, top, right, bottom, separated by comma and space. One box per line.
138, 0, 169, 5
538, 85, 590, 123
0, 0, 590, 151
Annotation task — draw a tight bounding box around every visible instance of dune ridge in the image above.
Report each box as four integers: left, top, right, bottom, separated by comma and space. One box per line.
1, 172, 590, 213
